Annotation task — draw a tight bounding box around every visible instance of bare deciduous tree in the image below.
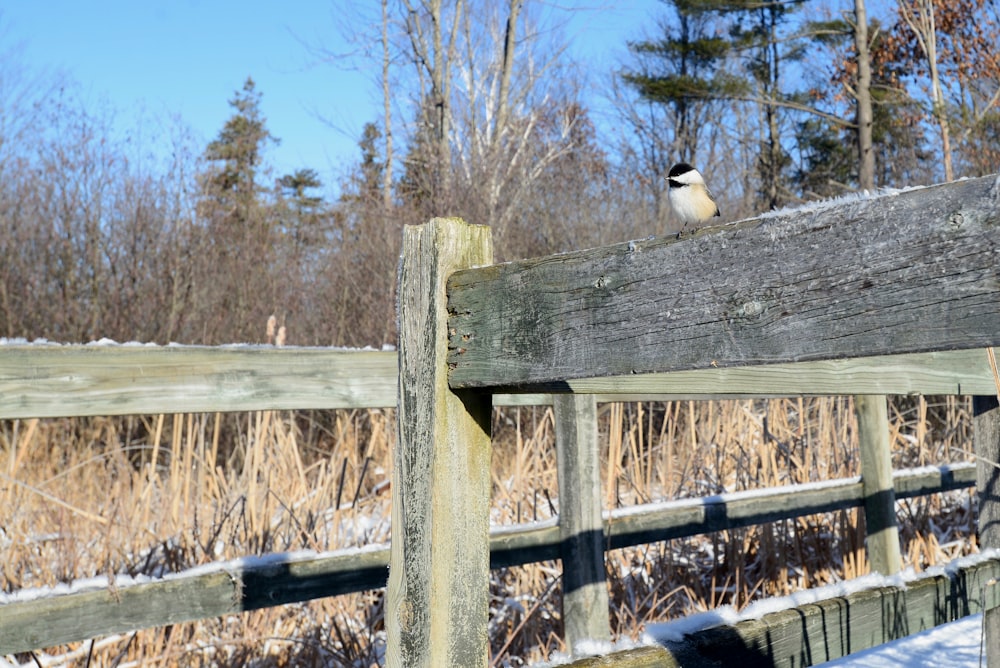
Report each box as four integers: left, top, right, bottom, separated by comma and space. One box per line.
896, 0, 953, 181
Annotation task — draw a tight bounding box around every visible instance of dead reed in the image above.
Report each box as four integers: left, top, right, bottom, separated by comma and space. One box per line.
0, 395, 977, 666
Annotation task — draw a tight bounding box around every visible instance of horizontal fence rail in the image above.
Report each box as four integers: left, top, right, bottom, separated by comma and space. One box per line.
446, 175, 1000, 390
0, 462, 976, 654
0, 345, 399, 416
566, 556, 1000, 668
2, 344, 1000, 419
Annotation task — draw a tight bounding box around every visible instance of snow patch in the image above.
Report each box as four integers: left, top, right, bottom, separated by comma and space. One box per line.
754, 180, 954, 225
918, 547, 1000, 580
85, 337, 122, 346
570, 638, 614, 658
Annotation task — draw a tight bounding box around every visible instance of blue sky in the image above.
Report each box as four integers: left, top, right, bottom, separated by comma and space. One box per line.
2, 1, 661, 193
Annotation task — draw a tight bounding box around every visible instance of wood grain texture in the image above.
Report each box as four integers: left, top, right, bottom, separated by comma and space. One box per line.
0, 345, 398, 417
578, 348, 1000, 398
447, 175, 1000, 389
856, 395, 902, 575
489, 463, 974, 567
605, 463, 974, 550
555, 394, 611, 654
974, 396, 1000, 666
0, 548, 390, 655
976, 396, 1000, 547
3, 346, 999, 422
387, 218, 494, 668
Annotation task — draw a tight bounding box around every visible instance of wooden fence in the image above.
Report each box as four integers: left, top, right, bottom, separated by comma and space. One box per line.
1, 173, 999, 665
392, 174, 1000, 665
0, 345, 985, 655
0, 346, 989, 660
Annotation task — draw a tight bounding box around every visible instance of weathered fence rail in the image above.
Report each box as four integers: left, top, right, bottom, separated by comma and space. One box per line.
445, 177, 1000, 390
4, 345, 1000, 419
573, 555, 1000, 668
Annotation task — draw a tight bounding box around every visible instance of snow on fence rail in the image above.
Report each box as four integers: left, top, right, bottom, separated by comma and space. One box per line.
0, 454, 975, 654
572, 554, 1000, 668
2, 174, 1000, 665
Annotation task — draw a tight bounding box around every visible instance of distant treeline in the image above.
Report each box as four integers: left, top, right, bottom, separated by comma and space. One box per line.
1, 0, 997, 346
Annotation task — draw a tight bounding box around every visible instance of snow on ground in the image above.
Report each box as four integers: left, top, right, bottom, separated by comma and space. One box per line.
818, 613, 984, 667
3, 616, 984, 668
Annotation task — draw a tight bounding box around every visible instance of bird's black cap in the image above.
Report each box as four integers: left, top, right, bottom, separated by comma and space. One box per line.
668, 163, 696, 178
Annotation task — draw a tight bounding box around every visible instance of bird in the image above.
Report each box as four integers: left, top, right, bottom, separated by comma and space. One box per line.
666, 162, 720, 235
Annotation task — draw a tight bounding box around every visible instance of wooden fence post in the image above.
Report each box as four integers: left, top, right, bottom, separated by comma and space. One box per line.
974, 394, 1000, 667
387, 218, 494, 668
854, 394, 902, 575
554, 394, 611, 656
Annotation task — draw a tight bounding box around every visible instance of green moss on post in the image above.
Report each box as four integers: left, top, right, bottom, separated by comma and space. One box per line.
387, 218, 494, 668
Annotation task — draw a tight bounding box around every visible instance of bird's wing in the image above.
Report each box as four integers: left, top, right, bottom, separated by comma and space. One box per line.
706, 185, 721, 216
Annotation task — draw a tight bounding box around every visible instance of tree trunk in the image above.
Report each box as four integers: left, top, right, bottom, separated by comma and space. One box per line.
494, 0, 521, 141
403, 0, 463, 207
381, 0, 394, 212
854, 0, 876, 191
898, 0, 954, 181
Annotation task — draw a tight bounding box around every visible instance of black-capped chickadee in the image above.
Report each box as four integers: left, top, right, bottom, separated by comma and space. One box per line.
666, 162, 720, 234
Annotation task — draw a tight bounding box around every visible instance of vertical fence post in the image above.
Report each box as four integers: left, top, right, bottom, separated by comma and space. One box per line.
854, 394, 902, 575
974, 394, 1000, 666
387, 218, 494, 668
554, 394, 611, 656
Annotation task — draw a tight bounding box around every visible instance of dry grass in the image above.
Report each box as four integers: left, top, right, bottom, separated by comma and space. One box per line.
0, 396, 978, 666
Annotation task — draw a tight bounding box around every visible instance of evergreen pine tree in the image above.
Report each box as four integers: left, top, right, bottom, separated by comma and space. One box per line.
621, 0, 740, 164
203, 77, 278, 229
622, 0, 808, 210
276, 168, 325, 247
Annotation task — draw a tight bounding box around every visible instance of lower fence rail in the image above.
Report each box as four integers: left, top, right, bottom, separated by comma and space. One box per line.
0, 462, 976, 655
565, 555, 1000, 668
